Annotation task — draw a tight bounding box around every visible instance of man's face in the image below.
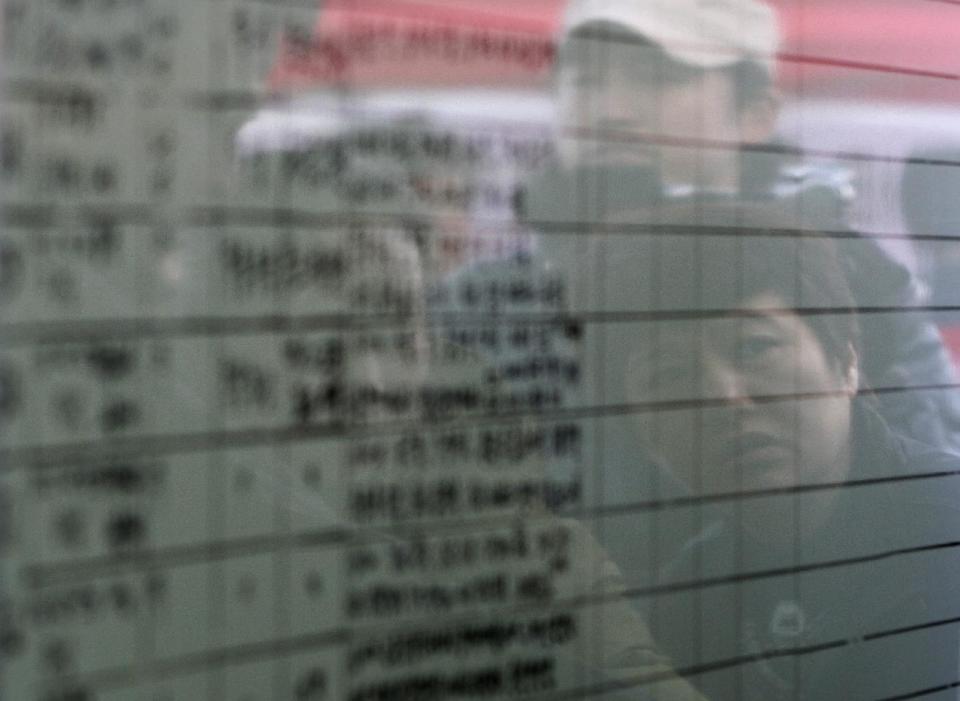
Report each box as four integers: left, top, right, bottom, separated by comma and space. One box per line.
556, 33, 746, 191
630, 292, 856, 508
345, 229, 431, 421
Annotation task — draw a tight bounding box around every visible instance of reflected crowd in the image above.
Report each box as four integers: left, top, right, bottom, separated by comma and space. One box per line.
6, 0, 960, 698
335, 0, 960, 697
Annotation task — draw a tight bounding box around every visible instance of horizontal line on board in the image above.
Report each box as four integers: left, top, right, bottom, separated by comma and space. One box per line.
7, 204, 953, 247
34, 573, 960, 695
880, 679, 960, 701
2, 383, 955, 468
4, 304, 960, 344
533, 611, 960, 701
22, 467, 960, 588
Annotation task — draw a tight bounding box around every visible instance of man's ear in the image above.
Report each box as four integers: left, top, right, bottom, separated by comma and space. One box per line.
843, 342, 860, 395
738, 89, 781, 144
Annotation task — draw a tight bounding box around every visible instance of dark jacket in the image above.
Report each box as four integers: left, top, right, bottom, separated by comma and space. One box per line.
753, 154, 960, 453
514, 158, 960, 453
647, 401, 960, 700
839, 233, 960, 451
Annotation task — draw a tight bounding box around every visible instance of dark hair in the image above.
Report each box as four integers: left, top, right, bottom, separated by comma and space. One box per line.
609, 201, 861, 370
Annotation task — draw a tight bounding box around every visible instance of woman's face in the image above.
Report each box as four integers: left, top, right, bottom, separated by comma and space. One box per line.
630, 292, 858, 501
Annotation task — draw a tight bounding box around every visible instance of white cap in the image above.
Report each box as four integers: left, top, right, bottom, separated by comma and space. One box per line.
563, 0, 780, 76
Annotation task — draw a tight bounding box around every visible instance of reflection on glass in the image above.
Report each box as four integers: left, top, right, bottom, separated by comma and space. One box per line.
4, 0, 960, 699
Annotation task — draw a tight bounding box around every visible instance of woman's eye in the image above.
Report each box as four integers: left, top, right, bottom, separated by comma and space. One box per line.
739, 336, 783, 361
